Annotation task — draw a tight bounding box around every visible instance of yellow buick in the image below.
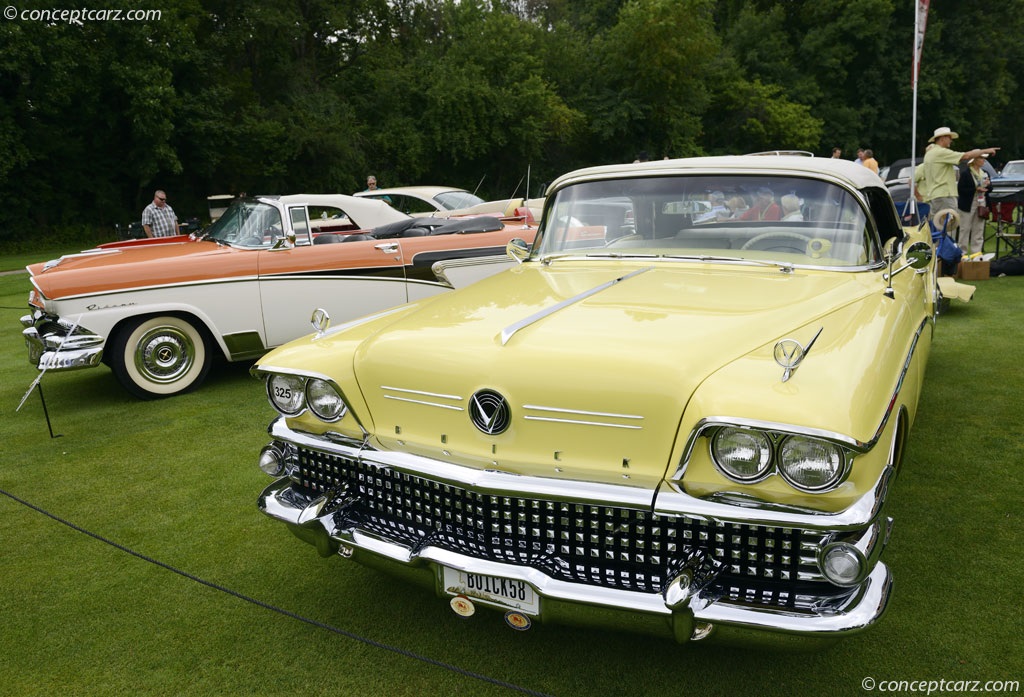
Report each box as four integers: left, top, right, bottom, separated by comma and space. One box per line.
252, 156, 937, 646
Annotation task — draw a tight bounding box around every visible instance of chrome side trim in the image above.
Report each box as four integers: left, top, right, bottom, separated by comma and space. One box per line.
500, 267, 652, 345
32, 274, 261, 303
315, 304, 411, 339
523, 404, 644, 430
381, 385, 465, 411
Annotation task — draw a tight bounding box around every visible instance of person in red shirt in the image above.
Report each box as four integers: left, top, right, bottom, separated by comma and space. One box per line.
740, 188, 782, 221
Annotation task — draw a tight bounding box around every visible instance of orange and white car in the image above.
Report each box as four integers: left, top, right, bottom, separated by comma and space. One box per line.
21, 194, 536, 399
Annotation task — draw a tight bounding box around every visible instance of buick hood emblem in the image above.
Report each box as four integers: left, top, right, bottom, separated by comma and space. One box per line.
773, 327, 823, 383
469, 389, 511, 435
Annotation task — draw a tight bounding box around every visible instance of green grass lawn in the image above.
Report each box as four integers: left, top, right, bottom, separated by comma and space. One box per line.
1, 270, 1022, 697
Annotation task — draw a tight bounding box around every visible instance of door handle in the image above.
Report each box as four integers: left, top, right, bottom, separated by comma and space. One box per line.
374, 243, 399, 254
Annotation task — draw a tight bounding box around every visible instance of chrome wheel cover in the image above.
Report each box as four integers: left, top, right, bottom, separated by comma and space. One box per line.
133, 325, 196, 384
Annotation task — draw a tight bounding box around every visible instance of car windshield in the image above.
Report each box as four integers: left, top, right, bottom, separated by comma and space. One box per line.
435, 191, 486, 209
534, 175, 879, 268
1000, 162, 1024, 177
204, 201, 284, 248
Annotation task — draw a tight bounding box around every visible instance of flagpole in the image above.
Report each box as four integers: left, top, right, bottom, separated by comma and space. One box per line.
910, 0, 930, 219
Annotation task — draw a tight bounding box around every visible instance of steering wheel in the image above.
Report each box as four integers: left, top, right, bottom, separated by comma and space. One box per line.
741, 231, 812, 253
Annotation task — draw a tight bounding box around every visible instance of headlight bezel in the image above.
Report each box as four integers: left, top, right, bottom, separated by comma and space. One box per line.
706, 424, 852, 494
264, 372, 348, 423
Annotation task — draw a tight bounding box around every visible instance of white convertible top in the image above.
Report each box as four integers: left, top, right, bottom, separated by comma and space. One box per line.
547, 156, 887, 194
272, 193, 411, 228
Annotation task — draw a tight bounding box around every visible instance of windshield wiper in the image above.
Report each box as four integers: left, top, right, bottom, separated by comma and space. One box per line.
661, 253, 794, 272
537, 251, 661, 264
584, 252, 660, 259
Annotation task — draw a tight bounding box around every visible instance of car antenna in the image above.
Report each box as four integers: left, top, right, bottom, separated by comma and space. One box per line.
472, 174, 486, 197
508, 173, 525, 200
522, 165, 532, 228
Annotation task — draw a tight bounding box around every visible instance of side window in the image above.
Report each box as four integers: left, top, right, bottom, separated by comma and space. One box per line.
395, 195, 436, 215
288, 207, 310, 245
308, 206, 354, 235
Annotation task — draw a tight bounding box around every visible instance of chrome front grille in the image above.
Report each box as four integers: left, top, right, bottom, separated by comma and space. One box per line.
294, 445, 840, 607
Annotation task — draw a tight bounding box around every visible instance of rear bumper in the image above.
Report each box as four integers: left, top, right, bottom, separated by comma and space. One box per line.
21, 313, 105, 372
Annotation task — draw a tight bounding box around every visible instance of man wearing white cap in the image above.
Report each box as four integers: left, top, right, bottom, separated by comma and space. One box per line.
916, 126, 999, 222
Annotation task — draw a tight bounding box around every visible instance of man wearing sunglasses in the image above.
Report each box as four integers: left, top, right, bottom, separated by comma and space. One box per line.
142, 190, 180, 238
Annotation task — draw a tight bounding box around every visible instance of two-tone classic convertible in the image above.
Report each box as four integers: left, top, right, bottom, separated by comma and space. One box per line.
21, 194, 536, 398
252, 157, 936, 646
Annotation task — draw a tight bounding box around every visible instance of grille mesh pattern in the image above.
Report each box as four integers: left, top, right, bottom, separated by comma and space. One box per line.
295, 446, 834, 607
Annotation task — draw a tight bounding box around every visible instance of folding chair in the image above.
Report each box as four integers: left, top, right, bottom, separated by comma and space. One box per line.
991, 199, 1023, 259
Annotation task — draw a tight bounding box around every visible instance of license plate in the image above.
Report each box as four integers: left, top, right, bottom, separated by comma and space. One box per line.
442, 567, 539, 614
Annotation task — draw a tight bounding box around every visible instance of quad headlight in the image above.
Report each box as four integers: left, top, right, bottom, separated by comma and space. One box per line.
267, 374, 306, 415
708, 427, 849, 493
266, 373, 348, 422
710, 428, 772, 482
306, 378, 347, 421
778, 436, 845, 491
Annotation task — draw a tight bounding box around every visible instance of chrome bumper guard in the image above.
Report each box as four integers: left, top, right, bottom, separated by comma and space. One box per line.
21, 314, 105, 372
258, 420, 895, 644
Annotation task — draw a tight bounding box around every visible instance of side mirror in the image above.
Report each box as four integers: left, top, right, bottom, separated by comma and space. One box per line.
904, 240, 933, 269
884, 240, 933, 298
506, 238, 530, 264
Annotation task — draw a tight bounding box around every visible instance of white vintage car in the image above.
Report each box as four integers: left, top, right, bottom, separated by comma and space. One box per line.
21, 194, 536, 399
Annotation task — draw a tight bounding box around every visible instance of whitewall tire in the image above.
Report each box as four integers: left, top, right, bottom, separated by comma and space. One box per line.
109, 315, 213, 399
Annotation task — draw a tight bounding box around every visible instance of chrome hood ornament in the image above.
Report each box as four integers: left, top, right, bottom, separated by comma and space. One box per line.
773, 327, 823, 382
311, 308, 331, 338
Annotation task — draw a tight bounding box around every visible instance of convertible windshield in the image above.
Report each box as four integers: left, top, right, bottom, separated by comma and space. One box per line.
535, 175, 880, 267
204, 201, 284, 248
435, 191, 486, 210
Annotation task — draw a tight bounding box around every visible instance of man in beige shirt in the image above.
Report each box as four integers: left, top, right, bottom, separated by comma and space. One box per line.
914, 126, 998, 223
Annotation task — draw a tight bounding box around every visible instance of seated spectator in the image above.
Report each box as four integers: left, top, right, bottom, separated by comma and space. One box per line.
740, 188, 782, 221
695, 191, 729, 223
780, 194, 804, 221
725, 196, 749, 219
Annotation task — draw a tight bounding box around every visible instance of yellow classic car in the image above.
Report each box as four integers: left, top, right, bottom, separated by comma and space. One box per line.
252, 156, 937, 646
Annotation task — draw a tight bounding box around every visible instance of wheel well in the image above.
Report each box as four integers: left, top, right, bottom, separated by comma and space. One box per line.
887, 407, 910, 474
104, 312, 222, 364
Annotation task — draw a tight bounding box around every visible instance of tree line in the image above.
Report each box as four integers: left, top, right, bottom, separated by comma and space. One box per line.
1, 0, 1022, 245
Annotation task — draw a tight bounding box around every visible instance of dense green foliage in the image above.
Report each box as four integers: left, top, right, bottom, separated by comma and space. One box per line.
2, 0, 1023, 243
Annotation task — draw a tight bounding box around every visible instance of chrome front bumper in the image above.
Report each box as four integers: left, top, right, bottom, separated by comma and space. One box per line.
256, 419, 895, 646
260, 476, 892, 645
21, 313, 105, 372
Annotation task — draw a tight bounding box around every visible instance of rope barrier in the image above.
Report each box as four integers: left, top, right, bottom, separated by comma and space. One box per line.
0, 487, 555, 697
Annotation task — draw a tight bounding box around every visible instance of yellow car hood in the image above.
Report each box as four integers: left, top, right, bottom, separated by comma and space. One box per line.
348, 261, 879, 490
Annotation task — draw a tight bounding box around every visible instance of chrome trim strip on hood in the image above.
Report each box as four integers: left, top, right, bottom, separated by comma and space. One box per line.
500, 267, 652, 345
523, 404, 644, 430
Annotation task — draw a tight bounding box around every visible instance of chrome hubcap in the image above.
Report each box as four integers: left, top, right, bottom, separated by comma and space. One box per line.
134, 326, 195, 383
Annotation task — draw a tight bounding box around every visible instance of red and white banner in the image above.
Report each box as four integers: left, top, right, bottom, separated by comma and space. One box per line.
913, 0, 930, 86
